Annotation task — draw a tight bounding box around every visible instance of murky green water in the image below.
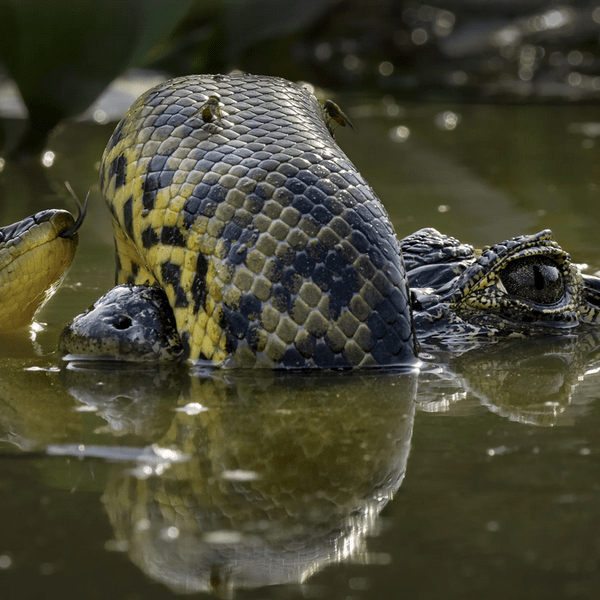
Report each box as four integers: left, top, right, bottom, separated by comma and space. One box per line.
1, 97, 600, 599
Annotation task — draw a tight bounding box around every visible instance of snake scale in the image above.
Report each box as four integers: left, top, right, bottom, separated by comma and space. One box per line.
97, 74, 416, 368
0, 209, 82, 329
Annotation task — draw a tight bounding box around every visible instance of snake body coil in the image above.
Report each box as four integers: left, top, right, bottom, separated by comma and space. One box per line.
99, 74, 416, 368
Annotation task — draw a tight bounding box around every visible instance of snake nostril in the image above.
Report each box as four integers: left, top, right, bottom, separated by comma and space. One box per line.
113, 315, 132, 330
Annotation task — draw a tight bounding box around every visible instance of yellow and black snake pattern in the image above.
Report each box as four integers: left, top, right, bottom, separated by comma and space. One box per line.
100, 74, 416, 368
0, 209, 81, 329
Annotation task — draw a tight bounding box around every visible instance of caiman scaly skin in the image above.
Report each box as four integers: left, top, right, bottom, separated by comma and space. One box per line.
402, 228, 600, 350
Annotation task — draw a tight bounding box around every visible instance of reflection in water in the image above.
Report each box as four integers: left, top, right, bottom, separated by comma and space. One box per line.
61, 361, 183, 441
61, 365, 416, 595
1, 325, 600, 596
2, 86, 600, 598
417, 331, 600, 426
0, 357, 81, 450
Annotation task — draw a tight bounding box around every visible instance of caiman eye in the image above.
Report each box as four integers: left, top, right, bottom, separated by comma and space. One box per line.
500, 256, 564, 304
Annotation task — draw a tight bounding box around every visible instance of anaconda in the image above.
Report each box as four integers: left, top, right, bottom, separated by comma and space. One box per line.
58, 74, 600, 366
62, 74, 415, 368
0, 207, 85, 330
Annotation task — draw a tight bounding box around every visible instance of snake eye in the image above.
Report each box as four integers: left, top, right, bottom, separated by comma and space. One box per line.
500, 255, 564, 304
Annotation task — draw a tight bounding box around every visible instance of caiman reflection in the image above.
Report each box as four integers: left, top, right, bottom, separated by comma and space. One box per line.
3, 324, 600, 596
416, 330, 600, 426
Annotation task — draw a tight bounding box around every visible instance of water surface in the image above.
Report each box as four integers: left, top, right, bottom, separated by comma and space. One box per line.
1, 96, 599, 599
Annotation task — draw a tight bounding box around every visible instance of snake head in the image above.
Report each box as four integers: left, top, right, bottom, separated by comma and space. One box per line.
0, 209, 82, 329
